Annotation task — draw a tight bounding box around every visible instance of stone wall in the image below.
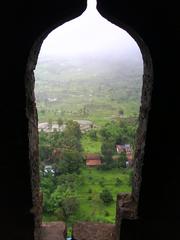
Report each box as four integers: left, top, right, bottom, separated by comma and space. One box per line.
0, 0, 179, 239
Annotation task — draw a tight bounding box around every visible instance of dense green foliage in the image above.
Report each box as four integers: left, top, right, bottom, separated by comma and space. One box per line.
117, 152, 128, 168
41, 168, 132, 225
100, 189, 113, 204
35, 55, 142, 231
56, 150, 83, 175
39, 118, 135, 227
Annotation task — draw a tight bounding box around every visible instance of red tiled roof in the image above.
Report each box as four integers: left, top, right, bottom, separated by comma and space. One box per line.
86, 159, 101, 166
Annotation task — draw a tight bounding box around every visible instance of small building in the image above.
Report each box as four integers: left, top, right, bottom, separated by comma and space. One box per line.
44, 165, 55, 175
116, 144, 125, 153
74, 120, 93, 133
86, 154, 101, 167
38, 122, 66, 132
38, 122, 49, 132
116, 144, 133, 166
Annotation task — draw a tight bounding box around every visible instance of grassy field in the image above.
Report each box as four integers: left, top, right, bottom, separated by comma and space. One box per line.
43, 168, 132, 225
35, 56, 142, 126
75, 168, 132, 223
81, 135, 102, 153
37, 56, 140, 235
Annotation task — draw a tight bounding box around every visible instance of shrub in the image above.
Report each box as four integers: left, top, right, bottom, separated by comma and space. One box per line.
117, 152, 127, 168
88, 176, 93, 181
100, 189, 113, 204
105, 210, 110, 216
88, 130, 97, 140
88, 188, 92, 193
99, 180, 105, 187
54, 208, 65, 220
115, 177, 122, 186
62, 197, 79, 219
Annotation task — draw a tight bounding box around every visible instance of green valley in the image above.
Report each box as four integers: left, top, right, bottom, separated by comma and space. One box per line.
35, 53, 142, 234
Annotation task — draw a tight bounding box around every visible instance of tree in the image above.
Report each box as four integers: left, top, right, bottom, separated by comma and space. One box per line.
39, 145, 52, 163
47, 182, 79, 220
117, 151, 127, 168
64, 120, 81, 140
99, 127, 111, 140
116, 119, 138, 146
99, 121, 122, 143
62, 135, 82, 152
101, 141, 115, 169
61, 197, 79, 219
40, 174, 57, 213
50, 131, 64, 148
57, 149, 83, 175
100, 189, 113, 204
101, 141, 115, 157
115, 177, 122, 186
57, 173, 81, 190
88, 129, 97, 140
62, 120, 82, 152
57, 118, 63, 129
118, 109, 124, 117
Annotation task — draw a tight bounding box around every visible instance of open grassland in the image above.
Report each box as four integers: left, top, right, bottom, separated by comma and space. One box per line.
81, 135, 102, 153
75, 168, 131, 223
43, 168, 132, 224
35, 57, 142, 126
37, 56, 140, 232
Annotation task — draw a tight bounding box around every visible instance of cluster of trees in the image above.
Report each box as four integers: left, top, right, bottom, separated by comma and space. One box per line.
41, 172, 82, 222
41, 170, 118, 221
39, 118, 135, 223
39, 120, 83, 175
99, 118, 137, 147
99, 119, 136, 170
39, 120, 84, 222
100, 189, 113, 204
40, 118, 136, 174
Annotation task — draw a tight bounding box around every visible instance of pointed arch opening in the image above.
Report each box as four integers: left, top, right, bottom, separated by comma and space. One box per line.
25, 0, 153, 239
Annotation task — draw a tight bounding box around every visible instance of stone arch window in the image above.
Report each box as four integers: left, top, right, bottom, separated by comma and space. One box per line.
25, 0, 153, 239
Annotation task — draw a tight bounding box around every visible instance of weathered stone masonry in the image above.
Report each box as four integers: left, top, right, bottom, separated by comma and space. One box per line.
1, 0, 179, 239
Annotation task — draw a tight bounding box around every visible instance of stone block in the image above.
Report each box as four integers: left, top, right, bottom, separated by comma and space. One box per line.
41, 221, 67, 240
72, 222, 116, 240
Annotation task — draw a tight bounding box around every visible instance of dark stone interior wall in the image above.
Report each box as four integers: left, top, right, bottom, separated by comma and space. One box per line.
0, 0, 179, 239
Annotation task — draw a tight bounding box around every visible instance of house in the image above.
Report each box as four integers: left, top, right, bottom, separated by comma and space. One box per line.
116, 144, 131, 154
38, 122, 66, 132
74, 120, 93, 133
86, 154, 101, 167
116, 144, 125, 153
116, 144, 133, 166
44, 165, 55, 175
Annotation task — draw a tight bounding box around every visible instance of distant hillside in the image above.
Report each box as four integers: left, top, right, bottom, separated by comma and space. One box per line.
34, 55, 143, 124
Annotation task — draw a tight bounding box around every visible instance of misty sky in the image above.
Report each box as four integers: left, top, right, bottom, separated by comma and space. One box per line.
38, 0, 143, 63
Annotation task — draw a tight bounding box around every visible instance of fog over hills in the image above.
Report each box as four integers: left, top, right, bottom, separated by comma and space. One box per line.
35, 52, 143, 98
34, 0, 143, 123
35, 52, 143, 123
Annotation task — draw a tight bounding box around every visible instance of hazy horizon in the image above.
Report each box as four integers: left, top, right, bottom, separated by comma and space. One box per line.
35, 0, 143, 125
37, 0, 143, 65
